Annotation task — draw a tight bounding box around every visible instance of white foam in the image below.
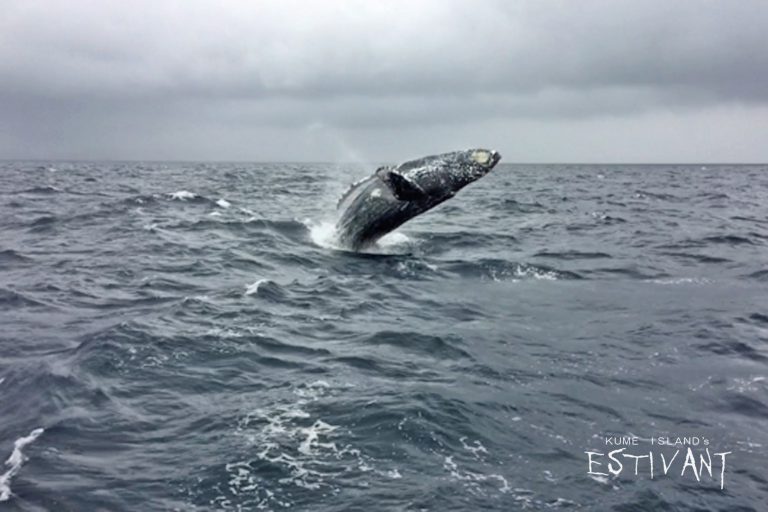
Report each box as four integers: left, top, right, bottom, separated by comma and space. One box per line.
298, 420, 337, 455
216, 198, 231, 209
229, 380, 373, 507
460, 437, 489, 458
245, 279, 269, 296
0, 428, 44, 502
168, 190, 197, 200
442, 454, 510, 494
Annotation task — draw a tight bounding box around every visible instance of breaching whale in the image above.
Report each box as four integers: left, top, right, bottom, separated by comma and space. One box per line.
335, 149, 501, 250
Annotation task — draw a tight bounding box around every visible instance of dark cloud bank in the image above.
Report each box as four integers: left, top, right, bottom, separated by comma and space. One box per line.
1, 0, 766, 162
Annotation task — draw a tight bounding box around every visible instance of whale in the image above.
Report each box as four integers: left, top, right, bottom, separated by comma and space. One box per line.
334, 149, 501, 250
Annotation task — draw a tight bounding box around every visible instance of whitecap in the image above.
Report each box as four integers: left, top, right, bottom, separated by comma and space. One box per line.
245, 279, 270, 296
168, 190, 197, 200
0, 427, 44, 502
216, 198, 231, 209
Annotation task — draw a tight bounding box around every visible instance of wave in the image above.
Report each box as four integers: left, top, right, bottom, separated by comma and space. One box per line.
359, 330, 471, 360
695, 339, 766, 362
745, 270, 768, 281
28, 215, 58, 233
17, 185, 62, 194
657, 233, 757, 249
0, 249, 32, 264
0, 288, 48, 309
731, 215, 768, 226
702, 235, 755, 246
657, 251, 731, 263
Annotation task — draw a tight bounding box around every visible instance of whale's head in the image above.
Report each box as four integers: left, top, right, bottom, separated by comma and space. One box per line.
395, 148, 501, 198
454, 148, 502, 180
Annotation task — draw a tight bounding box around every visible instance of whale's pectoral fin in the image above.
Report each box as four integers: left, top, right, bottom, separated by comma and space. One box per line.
375, 167, 426, 201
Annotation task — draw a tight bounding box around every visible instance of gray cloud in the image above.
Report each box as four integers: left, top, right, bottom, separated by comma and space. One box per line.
1, 0, 767, 161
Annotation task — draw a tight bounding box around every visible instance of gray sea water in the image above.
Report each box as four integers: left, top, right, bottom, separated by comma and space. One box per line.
1, 161, 767, 511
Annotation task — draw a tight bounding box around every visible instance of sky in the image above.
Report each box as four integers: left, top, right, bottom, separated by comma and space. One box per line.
1, 0, 767, 163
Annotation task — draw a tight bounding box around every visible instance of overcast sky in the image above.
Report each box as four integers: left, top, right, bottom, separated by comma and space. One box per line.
1, 0, 766, 162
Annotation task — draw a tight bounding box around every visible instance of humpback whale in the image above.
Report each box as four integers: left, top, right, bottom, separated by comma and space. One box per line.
335, 149, 501, 250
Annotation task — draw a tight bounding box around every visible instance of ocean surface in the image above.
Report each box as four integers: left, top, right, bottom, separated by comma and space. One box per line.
1, 161, 767, 511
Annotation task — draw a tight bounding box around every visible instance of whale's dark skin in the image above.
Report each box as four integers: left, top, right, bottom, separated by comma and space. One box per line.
335, 149, 501, 250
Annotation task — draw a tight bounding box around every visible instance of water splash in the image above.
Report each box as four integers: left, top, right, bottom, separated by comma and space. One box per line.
304, 218, 415, 255
306, 219, 341, 250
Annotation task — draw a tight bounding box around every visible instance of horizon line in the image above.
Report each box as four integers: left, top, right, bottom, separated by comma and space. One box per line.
1, 158, 766, 166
